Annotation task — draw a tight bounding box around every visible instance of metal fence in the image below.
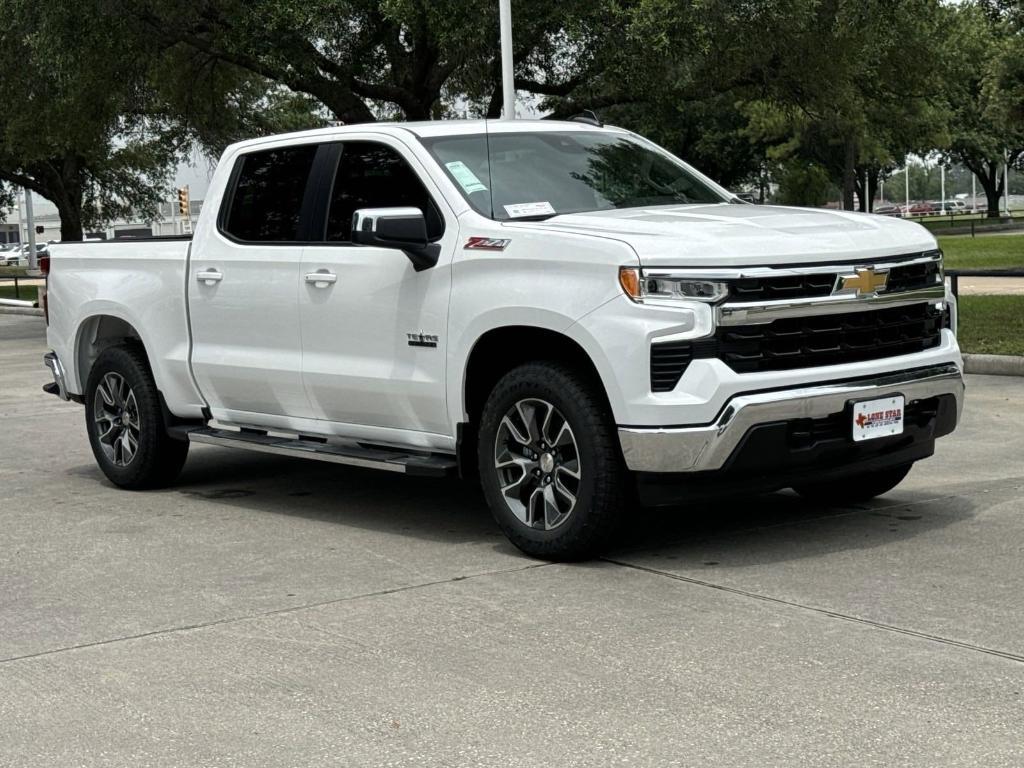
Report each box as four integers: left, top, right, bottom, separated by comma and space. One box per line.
947, 268, 1024, 299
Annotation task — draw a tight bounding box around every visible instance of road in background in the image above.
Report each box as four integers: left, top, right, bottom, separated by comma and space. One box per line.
2, 314, 1023, 767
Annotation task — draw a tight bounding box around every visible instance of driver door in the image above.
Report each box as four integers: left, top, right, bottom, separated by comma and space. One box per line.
298, 138, 456, 438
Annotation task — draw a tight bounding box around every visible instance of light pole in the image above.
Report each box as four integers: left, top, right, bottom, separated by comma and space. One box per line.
23, 188, 38, 272
904, 162, 910, 217
499, 0, 515, 119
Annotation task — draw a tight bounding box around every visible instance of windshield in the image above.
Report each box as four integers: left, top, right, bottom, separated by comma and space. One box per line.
419, 130, 729, 221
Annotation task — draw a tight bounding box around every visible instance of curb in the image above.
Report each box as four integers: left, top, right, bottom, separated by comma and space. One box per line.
963, 353, 1024, 377
0, 305, 43, 317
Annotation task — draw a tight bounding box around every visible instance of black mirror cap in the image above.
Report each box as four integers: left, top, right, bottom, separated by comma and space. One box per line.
351, 207, 439, 270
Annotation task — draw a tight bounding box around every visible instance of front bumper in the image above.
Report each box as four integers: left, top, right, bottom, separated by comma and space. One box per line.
618, 363, 964, 473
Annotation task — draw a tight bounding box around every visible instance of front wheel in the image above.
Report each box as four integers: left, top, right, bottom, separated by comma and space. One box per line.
85, 344, 189, 490
793, 463, 912, 504
477, 362, 628, 561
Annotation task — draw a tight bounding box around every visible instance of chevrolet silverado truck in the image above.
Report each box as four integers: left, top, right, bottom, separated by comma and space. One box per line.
42, 118, 964, 559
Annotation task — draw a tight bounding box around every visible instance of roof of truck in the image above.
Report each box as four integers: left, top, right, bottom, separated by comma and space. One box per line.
230, 118, 630, 152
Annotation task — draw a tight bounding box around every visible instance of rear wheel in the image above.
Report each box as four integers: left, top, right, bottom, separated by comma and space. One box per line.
793, 463, 912, 504
85, 345, 189, 489
477, 362, 628, 560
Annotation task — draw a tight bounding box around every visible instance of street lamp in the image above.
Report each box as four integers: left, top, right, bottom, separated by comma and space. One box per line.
499, 0, 515, 119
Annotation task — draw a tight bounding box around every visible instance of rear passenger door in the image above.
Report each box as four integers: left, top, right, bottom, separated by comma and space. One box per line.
189, 142, 319, 422
298, 137, 455, 438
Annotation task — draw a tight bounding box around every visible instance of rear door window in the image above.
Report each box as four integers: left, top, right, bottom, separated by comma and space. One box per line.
223, 145, 318, 242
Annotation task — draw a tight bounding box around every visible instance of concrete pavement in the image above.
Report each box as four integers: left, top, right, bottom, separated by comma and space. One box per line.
2, 313, 1023, 767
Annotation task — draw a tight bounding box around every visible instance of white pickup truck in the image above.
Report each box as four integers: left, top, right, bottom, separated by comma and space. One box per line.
43, 118, 964, 559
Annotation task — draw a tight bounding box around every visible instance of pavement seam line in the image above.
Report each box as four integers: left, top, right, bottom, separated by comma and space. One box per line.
0, 561, 553, 666
603, 558, 1024, 666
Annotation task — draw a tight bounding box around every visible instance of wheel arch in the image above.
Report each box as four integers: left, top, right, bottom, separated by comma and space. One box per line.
462, 325, 613, 426
73, 313, 151, 393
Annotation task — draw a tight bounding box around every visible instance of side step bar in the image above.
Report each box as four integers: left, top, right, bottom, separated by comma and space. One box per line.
187, 427, 457, 478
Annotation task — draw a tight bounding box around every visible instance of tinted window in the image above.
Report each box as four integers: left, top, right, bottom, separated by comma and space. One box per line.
224, 145, 317, 241
325, 142, 442, 241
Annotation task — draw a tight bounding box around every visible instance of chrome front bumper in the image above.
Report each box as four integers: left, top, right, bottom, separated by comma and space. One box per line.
43, 351, 70, 401
618, 363, 964, 473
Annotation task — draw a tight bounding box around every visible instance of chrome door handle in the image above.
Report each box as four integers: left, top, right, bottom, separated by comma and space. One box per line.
196, 269, 223, 285
304, 271, 337, 287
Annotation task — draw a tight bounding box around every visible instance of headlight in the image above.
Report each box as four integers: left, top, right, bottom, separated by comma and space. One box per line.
619, 267, 728, 304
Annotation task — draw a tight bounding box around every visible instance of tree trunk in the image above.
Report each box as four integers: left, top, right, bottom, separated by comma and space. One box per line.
842, 137, 857, 211
867, 168, 880, 213
968, 161, 1004, 219
54, 195, 84, 241
854, 167, 868, 212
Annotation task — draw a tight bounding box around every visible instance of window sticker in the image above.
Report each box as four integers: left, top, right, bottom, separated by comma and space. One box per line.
503, 201, 556, 218
445, 160, 488, 193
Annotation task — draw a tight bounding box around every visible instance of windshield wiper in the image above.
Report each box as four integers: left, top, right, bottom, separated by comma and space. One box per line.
508, 213, 560, 221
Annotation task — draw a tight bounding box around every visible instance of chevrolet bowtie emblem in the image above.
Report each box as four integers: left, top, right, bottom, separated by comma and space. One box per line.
835, 267, 889, 297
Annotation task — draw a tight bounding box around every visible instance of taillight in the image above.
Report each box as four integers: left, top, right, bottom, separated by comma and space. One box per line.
39, 254, 50, 324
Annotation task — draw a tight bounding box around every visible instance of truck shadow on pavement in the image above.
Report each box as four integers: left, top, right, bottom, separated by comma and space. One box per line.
65, 444, 978, 566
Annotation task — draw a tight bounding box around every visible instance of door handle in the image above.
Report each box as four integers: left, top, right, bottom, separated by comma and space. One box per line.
196, 269, 223, 285
304, 271, 337, 287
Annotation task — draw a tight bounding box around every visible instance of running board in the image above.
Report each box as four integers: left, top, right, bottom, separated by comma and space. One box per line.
187, 427, 457, 478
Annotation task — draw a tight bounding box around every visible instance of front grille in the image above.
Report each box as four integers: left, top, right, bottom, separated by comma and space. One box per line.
713, 303, 943, 373
650, 304, 943, 388
726, 253, 941, 302
886, 259, 942, 293
730, 273, 835, 301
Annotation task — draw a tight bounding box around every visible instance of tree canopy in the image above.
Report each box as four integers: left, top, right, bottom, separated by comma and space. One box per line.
0, 0, 1021, 238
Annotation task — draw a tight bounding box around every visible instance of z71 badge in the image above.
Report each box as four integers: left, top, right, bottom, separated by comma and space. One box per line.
464, 237, 511, 251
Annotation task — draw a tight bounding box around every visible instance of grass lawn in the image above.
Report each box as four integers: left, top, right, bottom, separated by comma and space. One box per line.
0, 284, 36, 303
0, 265, 28, 277
937, 234, 1024, 270
957, 295, 1024, 356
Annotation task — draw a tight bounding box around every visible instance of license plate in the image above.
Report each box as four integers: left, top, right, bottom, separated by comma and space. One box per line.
852, 395, 905, 442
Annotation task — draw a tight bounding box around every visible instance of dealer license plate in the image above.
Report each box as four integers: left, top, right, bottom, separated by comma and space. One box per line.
852, 396, 905, 442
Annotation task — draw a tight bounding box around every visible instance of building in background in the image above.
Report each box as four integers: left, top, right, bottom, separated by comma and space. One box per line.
4, 192, 203, 243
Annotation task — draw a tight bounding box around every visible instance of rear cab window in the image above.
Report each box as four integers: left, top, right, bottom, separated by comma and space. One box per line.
220, 145, 318, 242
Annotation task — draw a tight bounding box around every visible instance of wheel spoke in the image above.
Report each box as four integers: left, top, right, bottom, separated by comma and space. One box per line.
527, 486, 545, 527
553, 475, 577, 510
124, 391, 140, 430
515, 400, 543, 445
95, 418, 117, 442
556, 462, 580, 481
500, 415, 530, 448
96, 378, 116, 407
542, 485, 563, 528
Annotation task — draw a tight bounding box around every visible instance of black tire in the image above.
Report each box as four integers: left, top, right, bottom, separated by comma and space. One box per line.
85, 344, 189, 490
477, 361, 628, 560
793, 463, 912, 504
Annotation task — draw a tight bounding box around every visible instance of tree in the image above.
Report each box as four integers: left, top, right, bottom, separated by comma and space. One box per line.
0, 1, 180, 240
944, 1, 1024, 217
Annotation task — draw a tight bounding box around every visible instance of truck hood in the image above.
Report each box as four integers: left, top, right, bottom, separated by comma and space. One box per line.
518, 203, 937, 267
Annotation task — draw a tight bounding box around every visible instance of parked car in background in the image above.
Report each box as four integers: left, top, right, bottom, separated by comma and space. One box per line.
873, 205, 902, 216
1, 244, 27, 266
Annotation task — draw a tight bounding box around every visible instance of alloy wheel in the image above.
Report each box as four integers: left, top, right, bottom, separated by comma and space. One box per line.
93, 372, 141, 467
493, 398, 581, 530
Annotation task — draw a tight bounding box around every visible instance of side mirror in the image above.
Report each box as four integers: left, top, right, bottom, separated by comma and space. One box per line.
351, 207, 440, 271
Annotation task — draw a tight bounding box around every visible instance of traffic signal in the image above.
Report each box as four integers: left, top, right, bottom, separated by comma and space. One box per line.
177, 187, 190, 217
